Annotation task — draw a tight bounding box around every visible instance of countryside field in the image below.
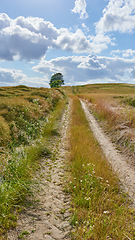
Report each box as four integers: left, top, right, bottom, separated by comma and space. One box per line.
0, 84, 135, 239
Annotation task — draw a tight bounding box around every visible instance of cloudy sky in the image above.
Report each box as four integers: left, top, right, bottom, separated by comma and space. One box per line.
0, 0, 135, 87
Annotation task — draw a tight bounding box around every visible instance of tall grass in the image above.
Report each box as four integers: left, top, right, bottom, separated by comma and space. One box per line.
78, 93, 135, 161
68, 96, 134, 240
0, 86, 63, 148
0, 116, 11, 146
0, 86, 67, 236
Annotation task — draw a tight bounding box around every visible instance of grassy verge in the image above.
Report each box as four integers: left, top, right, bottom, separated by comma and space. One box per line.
0, 94, 67, 237
68, 96, 134, 240
78, 93, 135, 161
0, 86, 63, 150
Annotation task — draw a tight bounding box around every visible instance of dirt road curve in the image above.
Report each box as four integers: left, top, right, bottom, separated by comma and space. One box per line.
80, 99, 135, 206
7, 102, 71, 240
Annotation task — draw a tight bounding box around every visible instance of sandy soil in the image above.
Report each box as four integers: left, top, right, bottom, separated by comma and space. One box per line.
6, 102, 71, 240
80, 100, 135, 207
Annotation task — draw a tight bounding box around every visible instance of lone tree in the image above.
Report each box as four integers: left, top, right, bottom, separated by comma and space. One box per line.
49, 73, 64, 88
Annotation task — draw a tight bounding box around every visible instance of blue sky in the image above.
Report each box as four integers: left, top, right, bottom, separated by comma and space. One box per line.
0, 0, 135, 87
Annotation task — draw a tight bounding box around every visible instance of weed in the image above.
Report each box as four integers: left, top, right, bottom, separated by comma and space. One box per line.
18, 230, 29, 239
123, 97, 135, 107
60, 208, 66, 214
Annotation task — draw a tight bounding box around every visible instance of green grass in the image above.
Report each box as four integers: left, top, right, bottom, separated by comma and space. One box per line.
0, 86, 67, 236
68, 96, 134, 240
123, 97, 135, 107
0, 136, 52, 236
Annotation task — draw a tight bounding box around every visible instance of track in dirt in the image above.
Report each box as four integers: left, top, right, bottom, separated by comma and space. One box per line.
80, 99, 135, 206
7, 102, 71, 240
6, 98, 135, 240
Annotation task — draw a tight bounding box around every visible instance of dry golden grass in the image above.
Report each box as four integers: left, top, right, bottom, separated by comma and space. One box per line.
0, 86, 63, 148
77, 92, 135, 164
68, 95, 134, 240
0, 116, 11, 146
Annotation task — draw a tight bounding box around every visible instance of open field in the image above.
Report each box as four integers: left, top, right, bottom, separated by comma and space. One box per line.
0, 83, 135, 239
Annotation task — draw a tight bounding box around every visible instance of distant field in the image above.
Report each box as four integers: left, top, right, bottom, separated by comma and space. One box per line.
68, 83, 135, 95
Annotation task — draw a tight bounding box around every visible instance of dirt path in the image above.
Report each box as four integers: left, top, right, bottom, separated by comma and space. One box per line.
7, 102, 71, 240
80, 100, 135, 206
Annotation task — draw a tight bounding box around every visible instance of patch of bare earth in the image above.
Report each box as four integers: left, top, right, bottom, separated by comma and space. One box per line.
6, 102, 71, 240
80, 100, 135, 207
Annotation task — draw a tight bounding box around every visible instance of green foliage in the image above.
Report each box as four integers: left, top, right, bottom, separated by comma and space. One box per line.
18, 230, 29, 239
123, 97, 135, 107
49, 73, 64, 88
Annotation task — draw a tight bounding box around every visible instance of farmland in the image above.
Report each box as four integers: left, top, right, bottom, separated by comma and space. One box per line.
0, 83, 135, 239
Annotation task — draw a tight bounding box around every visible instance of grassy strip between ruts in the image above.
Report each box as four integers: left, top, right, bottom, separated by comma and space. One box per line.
68, 96, 134, 240
0, 97, 67, 237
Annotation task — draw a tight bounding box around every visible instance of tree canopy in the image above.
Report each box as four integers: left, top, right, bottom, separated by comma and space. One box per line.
49, 73, 64, 88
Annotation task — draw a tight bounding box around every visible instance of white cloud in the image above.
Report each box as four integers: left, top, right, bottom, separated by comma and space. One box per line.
111, 49, 135, 58
15, 16, 58, 40
122, 49, 135, 58
33, 55, 135, 85
0, 67, 49, 87
131, 68, 135, 78
0, 67, 25, 84
20, 76, 49, 88
55, 28, 92, 53
0, 13, 110, 61
1, 54, 135, 87
0, 15, 55, 61
1, 25, 50, 61
96, 0, 135, 34
0, 13, 10, 30
72, 0, 88, 19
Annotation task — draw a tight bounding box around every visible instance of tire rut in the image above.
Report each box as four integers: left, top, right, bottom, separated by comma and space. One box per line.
80, 99, 135, 207
7, 101, 71, 240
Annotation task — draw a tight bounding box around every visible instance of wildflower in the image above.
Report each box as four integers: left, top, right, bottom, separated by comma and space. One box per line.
99, 177, 103, 180
85, 197, 91, 201
103, 211, 110, 214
